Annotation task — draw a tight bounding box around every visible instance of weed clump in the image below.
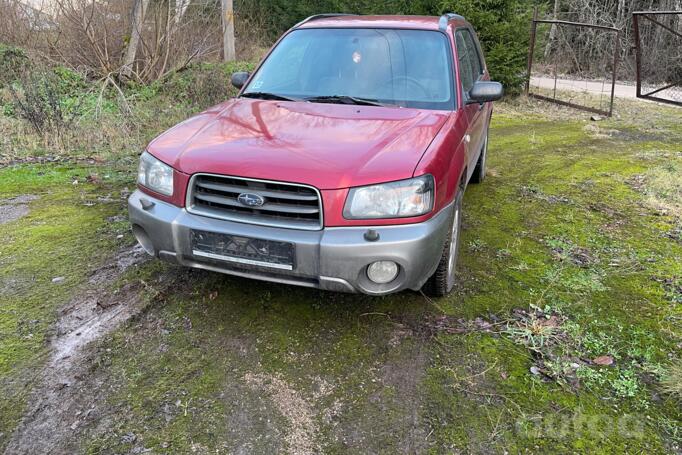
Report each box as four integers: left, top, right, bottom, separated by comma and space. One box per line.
640, 163, 682, 217
162, 61, 255, 109
0, 45, 28, 87
660, 360, 682, 400
8, 67, 86, 139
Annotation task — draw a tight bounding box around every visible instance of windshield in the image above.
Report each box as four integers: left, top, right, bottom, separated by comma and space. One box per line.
243, 28, 455, 110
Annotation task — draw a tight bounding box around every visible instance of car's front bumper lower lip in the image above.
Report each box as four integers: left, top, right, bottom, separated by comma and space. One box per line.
128, 190, 453, 295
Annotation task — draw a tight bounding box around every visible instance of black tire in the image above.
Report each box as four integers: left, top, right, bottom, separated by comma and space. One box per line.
469, 129, 488, 184
422, 188, 464, 297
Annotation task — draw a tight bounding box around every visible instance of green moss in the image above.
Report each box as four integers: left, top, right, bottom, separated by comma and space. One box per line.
424, 107, 681, 452
0, 164, 132, 448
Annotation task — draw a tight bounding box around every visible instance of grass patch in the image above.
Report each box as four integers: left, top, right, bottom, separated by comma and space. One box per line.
0, 164, 133, 448
642, 162, 682, 217
660, 360, 682, 401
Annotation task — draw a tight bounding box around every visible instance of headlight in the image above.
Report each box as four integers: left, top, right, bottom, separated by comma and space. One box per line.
138, 151, 173, 196
343, 175, 434, 219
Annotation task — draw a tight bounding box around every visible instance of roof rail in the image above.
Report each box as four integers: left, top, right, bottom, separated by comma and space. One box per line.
293, 13, 355, 29
438, 12, 465, 30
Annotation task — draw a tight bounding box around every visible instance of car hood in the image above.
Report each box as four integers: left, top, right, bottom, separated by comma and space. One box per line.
148, 98, 449, 190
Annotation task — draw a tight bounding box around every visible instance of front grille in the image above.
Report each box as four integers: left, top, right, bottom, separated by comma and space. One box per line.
187, 174, 323, 230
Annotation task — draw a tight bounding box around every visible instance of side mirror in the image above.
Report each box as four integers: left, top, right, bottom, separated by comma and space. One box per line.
231, 71, 250, 90
467, 81, 504, 104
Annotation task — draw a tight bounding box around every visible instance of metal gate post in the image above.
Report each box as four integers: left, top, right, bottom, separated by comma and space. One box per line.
525, 7, 538, 95
633, 13, 642, 98
609, 28, 621, 117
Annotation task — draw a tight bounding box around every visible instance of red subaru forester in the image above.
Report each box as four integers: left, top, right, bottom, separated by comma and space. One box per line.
129, 13, 503, 296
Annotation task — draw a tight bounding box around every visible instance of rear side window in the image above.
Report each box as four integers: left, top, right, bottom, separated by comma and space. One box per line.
455, 29, 483, 94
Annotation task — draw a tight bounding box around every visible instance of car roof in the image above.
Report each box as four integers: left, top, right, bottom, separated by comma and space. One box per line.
296, 14, 470, 32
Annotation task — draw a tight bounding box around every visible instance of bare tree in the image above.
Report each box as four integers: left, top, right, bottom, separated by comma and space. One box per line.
121, 0, 150, 79
539, 0, 681, 80
544, 0, 561, 59
175, 0, 190, 24
1, 0, 216, 81
221, 0, 235, 61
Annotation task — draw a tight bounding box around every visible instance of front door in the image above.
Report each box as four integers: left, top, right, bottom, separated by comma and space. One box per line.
455, 28, 486, 180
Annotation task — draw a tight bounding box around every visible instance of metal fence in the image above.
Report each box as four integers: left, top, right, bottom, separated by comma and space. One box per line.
525, 10, 621, 117
633, 11, 682, 106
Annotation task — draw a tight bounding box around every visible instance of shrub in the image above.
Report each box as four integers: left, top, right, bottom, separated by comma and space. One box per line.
0, 44, 28, 87
51, 66, 88, 97
238, 0, 533, 95
236, 0, 440, 41
8, 68, 84, 138
162, 61, 256, 109
441, 0, 533, 94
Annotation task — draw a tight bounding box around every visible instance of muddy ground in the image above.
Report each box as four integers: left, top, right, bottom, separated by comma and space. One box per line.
1, 99, 681, 454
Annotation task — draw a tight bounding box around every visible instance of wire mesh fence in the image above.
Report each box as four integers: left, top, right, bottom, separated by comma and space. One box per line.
525, 11, 620, 116
633, 11, 682, 106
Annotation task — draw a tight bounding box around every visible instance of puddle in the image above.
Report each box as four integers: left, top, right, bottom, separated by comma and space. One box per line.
52, 245, 147, 365
0, 195, 39, 225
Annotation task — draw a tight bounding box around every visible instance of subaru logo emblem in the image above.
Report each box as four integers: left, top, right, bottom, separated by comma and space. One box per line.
237, 192, 265, 207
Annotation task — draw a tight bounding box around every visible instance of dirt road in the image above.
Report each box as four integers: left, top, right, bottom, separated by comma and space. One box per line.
530, 76, 638, 99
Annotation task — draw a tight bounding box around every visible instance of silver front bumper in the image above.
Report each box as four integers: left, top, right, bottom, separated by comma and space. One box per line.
128, 190, 453, 295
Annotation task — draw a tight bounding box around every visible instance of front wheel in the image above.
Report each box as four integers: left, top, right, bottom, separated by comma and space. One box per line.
422, 189, 464, 297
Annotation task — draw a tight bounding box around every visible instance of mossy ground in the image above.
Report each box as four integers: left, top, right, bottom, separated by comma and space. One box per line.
1, 90, 680, 453
0, 165, 134, 443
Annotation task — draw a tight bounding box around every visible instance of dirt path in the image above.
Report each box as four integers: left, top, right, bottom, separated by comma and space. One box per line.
530, 76, 638, 99
243, 373, 321, 454
4, 245, 150, 455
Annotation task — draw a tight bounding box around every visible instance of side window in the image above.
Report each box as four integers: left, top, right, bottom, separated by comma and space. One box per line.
464, 31, 483, 78
455, 30, 474, 93
455, 29, 483, 94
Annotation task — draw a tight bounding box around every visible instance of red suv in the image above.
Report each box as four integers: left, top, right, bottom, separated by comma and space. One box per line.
129, 13, 503, 296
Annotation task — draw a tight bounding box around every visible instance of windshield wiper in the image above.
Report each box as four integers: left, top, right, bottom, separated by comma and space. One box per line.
305, 95, 390, 107
241, 92, 299, 102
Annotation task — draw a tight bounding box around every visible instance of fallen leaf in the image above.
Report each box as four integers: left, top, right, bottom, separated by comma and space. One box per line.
208, 291, 218, 300
592, 355, 614, 366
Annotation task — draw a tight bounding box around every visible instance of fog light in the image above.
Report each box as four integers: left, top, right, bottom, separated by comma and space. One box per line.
367, 261, 399, 284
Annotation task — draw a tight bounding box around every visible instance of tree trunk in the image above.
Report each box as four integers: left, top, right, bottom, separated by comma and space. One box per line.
175, 0, 190, 24
617, 0, 626, 27
221, 0, 236, 62
121, 0, 150, 79
544, 0, 561, 59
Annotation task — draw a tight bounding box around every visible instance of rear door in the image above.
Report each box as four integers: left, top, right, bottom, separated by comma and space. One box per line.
455, 28, 486, 179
